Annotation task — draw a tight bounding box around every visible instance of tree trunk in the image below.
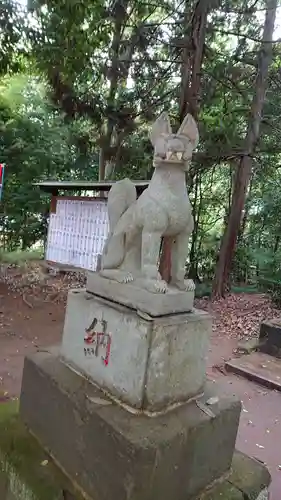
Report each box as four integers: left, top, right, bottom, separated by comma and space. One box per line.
160, 0, 213, 285
188, 172, 202, 281
98, 0, 129, 180
212, 0, 277, 298
179, 0, 209, 121
274, 234, 280, 254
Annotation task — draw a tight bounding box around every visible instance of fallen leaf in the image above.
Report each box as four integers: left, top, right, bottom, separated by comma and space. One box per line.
212, 363, 227, 375
196, 400, 216, 418
206, 396, 219, 405
86, 396, 112, 406
195, 293, 280, 341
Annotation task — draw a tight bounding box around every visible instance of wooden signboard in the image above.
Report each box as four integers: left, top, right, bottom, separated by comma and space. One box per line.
46, 196, 109, 271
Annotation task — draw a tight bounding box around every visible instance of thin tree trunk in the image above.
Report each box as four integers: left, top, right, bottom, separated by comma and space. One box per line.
98, 0, 129, 180
212, 0, 277, 298
274, 234, 280, 253
189, 172, 202, 281
179, 0, 209, 121
160, 0, 213, 284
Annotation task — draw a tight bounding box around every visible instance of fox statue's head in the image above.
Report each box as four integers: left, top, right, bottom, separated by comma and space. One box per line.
150, 112, 199, 171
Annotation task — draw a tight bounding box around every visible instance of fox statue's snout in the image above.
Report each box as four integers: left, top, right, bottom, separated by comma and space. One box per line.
154, 136, 193, 166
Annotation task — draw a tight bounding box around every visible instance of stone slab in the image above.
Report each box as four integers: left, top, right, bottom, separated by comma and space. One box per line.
20, 349, 241, 500
259, 318, 281, 358
86, 271, 194, 316
225, 352, 281, 391
228, 451, 271, 500
60, 289, 211, 411
0, 401, 81, 500
199, 482, 244, 499
199, 451, 271, 499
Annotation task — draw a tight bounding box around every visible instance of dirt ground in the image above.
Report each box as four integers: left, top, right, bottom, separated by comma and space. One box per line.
0, 269, 281, 498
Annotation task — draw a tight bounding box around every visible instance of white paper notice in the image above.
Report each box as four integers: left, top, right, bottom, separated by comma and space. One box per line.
46, 198, 109, 271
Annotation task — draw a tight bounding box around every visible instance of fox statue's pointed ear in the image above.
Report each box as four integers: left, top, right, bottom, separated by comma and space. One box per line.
177, 113, 199, 149
150, 112, 172, 146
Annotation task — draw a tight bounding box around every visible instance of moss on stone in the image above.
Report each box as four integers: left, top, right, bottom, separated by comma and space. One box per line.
0, 401, 82, 500
199, 482, 244, 499
228, 451, 271, 500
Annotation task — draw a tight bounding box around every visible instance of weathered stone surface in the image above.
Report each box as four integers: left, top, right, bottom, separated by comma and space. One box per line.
99, 113, 199, 295
225, 352, 281, 392
60, 289, 211, 411
86, 272, 194, 316
228, 451, 271, 499
0, 401, 81, 500
259, 319, 281, 358
199, 482, 244, 499
256, 489, 269, 500
20, 349, 241, 500
199, 451, 271, 500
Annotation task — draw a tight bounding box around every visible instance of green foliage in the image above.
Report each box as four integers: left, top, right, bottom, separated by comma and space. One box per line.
253, 247, 281, 306
0, 0, 28, 75
0, 73, 87, 249
0, 248, 43, 264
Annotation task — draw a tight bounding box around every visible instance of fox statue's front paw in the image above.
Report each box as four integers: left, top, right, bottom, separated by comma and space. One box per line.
99, 269, 134, 284
172, 279, 195, 292
121, 272, 134, 284
145, 279, 168, 294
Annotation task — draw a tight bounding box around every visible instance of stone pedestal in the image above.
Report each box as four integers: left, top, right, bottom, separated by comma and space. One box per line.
20, 349, 242, 500
60, 288, 211, 411
259, 318, 281, 358
19, 274, 272, 499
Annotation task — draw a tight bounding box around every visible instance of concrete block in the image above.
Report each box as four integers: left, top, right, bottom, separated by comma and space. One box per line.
60, 289, 211, 411
259, 319, 281, 358
225, 352, 281, 392
228, 451, 271, 500
0, 401, 81, 500
199, 482, 244, 499
20, 349, 241, 500
86, 271, 194, 316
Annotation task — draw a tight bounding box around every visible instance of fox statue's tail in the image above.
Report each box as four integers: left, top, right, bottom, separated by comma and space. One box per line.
101, 178, 137, 269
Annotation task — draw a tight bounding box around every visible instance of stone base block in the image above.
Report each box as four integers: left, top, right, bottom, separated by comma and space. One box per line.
0, 401, 80, 500
0, 402, 270, 500
86, 271, 194, 316
259, 318, 281, 358
60, 289, 211, 411
20, 349, 241, 500
199, 450, 271, 499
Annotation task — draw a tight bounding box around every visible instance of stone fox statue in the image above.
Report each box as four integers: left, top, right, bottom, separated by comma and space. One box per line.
100, 112, 199, 294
